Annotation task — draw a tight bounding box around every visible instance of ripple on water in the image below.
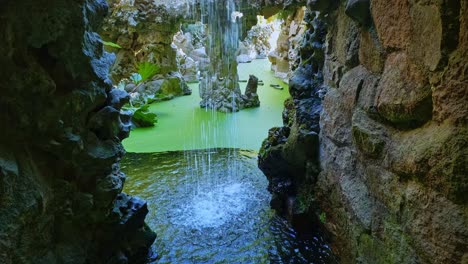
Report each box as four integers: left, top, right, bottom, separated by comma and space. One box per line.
121, 149, 338, 264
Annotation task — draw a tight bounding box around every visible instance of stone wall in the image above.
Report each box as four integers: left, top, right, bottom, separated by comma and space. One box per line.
0, 0, 155, 263
259, 0, 467, 262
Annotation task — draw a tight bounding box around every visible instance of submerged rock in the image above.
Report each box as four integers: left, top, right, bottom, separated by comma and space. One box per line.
242, 75, 261, 108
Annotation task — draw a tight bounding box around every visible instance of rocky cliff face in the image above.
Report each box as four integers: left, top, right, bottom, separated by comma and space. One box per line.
268, 7, 308, 82
259, 0, 467, 262
101, 0, 191, 82
0, 0, 155, 263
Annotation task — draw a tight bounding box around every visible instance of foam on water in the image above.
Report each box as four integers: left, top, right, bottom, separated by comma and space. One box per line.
122, 150, 338, 263
176, 182, 251, 228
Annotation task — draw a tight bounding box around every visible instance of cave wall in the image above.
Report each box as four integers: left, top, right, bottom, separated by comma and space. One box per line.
268, 7, 308, 82
259, 0, 467, 263
0, 0, 155, 263
100, 0, 187, 82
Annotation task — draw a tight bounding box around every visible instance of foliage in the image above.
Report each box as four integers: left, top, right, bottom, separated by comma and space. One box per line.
116, 79, 127, 90
135, 62, 160, 84
276, 9, 294, 20
123, 104, 158, 127
130, 73, 143, 85
102, 40, 122, 49
296, 184, 315, 213
319, 212, 327, 224
115, 62, 161, 126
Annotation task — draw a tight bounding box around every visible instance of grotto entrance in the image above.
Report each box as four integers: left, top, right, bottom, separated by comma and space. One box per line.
102, 0, 337, 262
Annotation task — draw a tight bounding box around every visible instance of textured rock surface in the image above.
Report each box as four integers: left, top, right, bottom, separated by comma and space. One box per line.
237, 20, 275, 62
268, 7, 308, 82
260, 0, 467, 263
0, 0, 155, 263
101, 0, 191, 81
173, 26, 207, 82
259, 9, 326, 216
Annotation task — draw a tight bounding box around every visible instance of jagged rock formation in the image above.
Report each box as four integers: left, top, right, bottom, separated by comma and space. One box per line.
237, 20, 275, 63
101, 0, 191, 97
259, 0, 467, 263
242, 75, 261, 108
259, 7, 326, 217
101, 0, 191, 80
198, 0, 244, 112
173, 26, 208, 82
0, 0, 155, 263
198, 0, 309, 112
268, 7, 308, 82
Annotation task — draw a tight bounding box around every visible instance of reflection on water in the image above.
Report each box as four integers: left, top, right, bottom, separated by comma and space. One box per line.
121, 149, 338, 263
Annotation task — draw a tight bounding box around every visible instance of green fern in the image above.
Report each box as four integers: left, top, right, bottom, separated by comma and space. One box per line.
137, 62, 160, 83
102, 40, 122, 49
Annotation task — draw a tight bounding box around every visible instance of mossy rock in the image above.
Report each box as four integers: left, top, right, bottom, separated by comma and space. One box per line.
351, 109, 387, 158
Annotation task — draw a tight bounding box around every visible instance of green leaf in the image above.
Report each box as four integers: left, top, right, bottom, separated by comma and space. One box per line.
131, 104, 158, 127
102, 40, 122, 49
117, 80, 127, 90
319, 212, 327, 224
130, 73, 142, 84
137, 62, 160, 82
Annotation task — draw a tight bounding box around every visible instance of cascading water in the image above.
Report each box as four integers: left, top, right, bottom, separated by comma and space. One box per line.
199, 0, 244, 112
121, 1, 337, 262
122, 149, 338, 263
178, 0, 246, 230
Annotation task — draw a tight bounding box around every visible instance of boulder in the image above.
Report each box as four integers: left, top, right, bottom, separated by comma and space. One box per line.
242, 75, 260, 108
345, 0, 371, 26
376, 52, 432, 128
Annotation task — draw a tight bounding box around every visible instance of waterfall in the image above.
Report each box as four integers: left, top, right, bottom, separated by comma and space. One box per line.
199, 0, 244, 112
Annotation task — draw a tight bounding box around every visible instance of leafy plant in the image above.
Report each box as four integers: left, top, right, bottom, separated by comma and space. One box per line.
123, 104, 158, 127
129, 62, 161, 94
102, 40, 122, 49
136, 62, 160, 83
276, 9, 294, 20
319, 212, 327, 224
116, 79, 127, 90
130, 73, 143, 85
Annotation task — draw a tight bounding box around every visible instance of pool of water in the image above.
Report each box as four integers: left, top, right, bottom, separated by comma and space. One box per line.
121, 149, 338, 264
123, 59, 290, 153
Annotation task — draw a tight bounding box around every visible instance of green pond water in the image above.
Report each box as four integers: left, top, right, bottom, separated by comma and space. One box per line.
123, 59, 289, 153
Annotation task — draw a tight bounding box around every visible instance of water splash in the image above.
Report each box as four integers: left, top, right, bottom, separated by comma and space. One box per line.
175, 182, 252, 229
122, 150, 338, 263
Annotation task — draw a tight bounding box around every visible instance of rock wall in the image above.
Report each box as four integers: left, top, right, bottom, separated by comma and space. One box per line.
259, 0, 467, 263
0, 0, 155, 263
173, 24, 208, 82
101, 0, 190, 82
268, 7, 308, 82
259, 7, 326, 217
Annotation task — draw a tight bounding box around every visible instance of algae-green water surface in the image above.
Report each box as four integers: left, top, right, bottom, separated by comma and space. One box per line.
123, 59, 289, 152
